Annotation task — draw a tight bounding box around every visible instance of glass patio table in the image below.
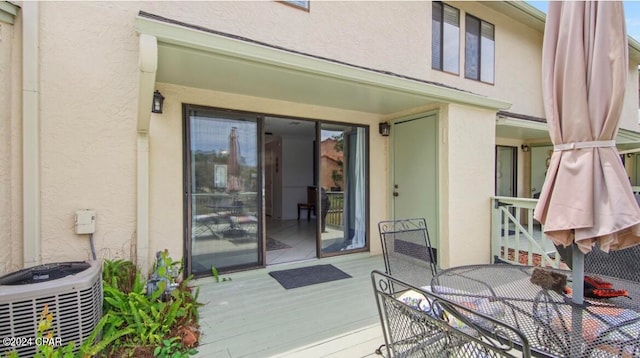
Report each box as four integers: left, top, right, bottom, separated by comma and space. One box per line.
431, 264, 640, 357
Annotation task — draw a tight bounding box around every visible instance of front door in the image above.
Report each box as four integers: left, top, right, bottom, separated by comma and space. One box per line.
184, 106, 262, 275
392, 114, 439, 247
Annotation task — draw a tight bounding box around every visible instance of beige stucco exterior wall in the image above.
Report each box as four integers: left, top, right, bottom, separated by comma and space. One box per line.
36, 2, 140, 264
13, 0, 401, 268
0, 10, 23, 274
431, 2, 545, 118
5, 1, 639, 273
439, 104, 496, 268
27, 1, 425, 267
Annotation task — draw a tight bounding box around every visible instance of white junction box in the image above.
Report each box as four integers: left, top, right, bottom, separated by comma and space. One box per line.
75, 210, 96, 234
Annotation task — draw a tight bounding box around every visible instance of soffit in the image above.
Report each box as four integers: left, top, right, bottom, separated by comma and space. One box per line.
497, 115, 640, 150
136, 13, 511, 116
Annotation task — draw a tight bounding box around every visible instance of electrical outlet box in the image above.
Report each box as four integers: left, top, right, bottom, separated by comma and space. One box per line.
75, 210, 96, 234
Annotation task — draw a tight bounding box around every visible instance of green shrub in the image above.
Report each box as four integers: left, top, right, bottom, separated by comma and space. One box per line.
100, 252, 201, 357
4, 251, 201, 358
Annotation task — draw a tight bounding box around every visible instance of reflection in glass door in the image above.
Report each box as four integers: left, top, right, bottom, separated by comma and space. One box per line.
184, 107, 261, 275
495, 146, 517, 197
319, 124, 368, 255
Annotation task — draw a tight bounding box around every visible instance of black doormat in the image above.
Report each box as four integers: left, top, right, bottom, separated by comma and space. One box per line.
268, 264, 351, 289
267, 237, 291, 251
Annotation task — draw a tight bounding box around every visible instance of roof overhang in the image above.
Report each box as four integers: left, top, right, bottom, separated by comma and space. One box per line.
0, 1, 18, 25
497, 115, 640, 151
135, 12, 510, 125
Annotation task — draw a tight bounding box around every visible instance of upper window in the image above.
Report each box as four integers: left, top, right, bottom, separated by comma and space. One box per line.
432, 2, 460, 74
465, 14, 495, 84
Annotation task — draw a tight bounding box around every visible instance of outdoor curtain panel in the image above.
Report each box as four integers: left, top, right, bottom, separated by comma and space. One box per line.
533, 1, 640, 254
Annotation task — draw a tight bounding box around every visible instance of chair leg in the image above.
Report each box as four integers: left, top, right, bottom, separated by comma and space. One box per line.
297, 205, 301, 221
307, 207, 311, 221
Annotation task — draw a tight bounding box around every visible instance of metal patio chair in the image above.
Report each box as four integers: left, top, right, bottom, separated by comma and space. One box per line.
372, 270, 531, 357
378, 218, 437, 288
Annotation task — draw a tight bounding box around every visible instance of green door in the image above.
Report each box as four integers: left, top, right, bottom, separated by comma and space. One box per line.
392, 115, 439, 249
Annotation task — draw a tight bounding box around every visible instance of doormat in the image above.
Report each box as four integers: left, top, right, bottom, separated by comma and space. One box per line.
267, 237, 291, 251
268, 264, 351, 289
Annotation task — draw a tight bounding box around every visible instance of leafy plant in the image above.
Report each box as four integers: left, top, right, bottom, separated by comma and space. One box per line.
153, 337, 197, 358
31, 304, 76, 358
211, 265, 231, 283
153, 249, 182, 282
100, 252, 201, 356
10, 305, 134, 358
102, 259, 138, 293
211, 266, 220, 283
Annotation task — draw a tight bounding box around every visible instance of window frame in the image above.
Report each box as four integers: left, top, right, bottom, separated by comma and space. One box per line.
464, 13, 495, 84
432, 1, 460, 75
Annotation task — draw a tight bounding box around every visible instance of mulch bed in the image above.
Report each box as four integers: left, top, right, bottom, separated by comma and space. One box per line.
500, 247, 565, 268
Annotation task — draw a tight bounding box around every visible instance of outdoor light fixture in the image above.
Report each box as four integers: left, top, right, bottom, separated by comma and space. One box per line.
152, 90, 165, 114
521, 144, 530, 152
379, 122, 390, 136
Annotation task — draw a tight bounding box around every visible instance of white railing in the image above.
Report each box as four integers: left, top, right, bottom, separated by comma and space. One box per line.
491, 196, 561, 268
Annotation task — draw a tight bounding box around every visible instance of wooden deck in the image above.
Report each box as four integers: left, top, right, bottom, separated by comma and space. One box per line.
194, 253, 388, 358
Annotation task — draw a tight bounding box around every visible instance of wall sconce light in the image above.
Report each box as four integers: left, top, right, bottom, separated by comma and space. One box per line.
521, 144, 530, 152
152, 90, 165, 114
379, 122, 390, 136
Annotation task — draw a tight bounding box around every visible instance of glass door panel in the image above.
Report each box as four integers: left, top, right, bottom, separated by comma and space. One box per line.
495, 145, 517, 197
185, 108, 261, 275
319, 124, 368, 255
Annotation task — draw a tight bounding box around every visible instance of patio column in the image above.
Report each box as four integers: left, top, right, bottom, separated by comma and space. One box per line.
439, 104, 497, 268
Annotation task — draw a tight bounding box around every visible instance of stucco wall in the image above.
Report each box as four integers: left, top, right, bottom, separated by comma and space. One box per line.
430, 1, 545, 118
9, 1, 640, 272
37, 2, 140, 263
439, 104, 496, 268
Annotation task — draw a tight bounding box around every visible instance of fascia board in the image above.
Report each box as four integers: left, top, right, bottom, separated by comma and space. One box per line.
136, 15, 511, 112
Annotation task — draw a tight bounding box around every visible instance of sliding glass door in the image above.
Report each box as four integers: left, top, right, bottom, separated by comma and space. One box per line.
184, 107, 261, 275
319, 123, 368, 256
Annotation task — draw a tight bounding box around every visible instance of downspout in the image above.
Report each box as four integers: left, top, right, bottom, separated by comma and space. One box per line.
136, 34, 157, 275
22, 2, 40, 268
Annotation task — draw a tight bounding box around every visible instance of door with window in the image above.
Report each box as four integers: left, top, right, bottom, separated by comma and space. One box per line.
184, 106, 262, 275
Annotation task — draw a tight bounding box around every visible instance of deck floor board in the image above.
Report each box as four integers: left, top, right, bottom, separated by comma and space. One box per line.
194, 253, 389, 358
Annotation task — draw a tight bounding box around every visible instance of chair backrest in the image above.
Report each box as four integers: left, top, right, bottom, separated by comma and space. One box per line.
585, 245, 640, 282
306, 186, 316, 205
378, 218, 437, 287
371, 270, 531, 358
